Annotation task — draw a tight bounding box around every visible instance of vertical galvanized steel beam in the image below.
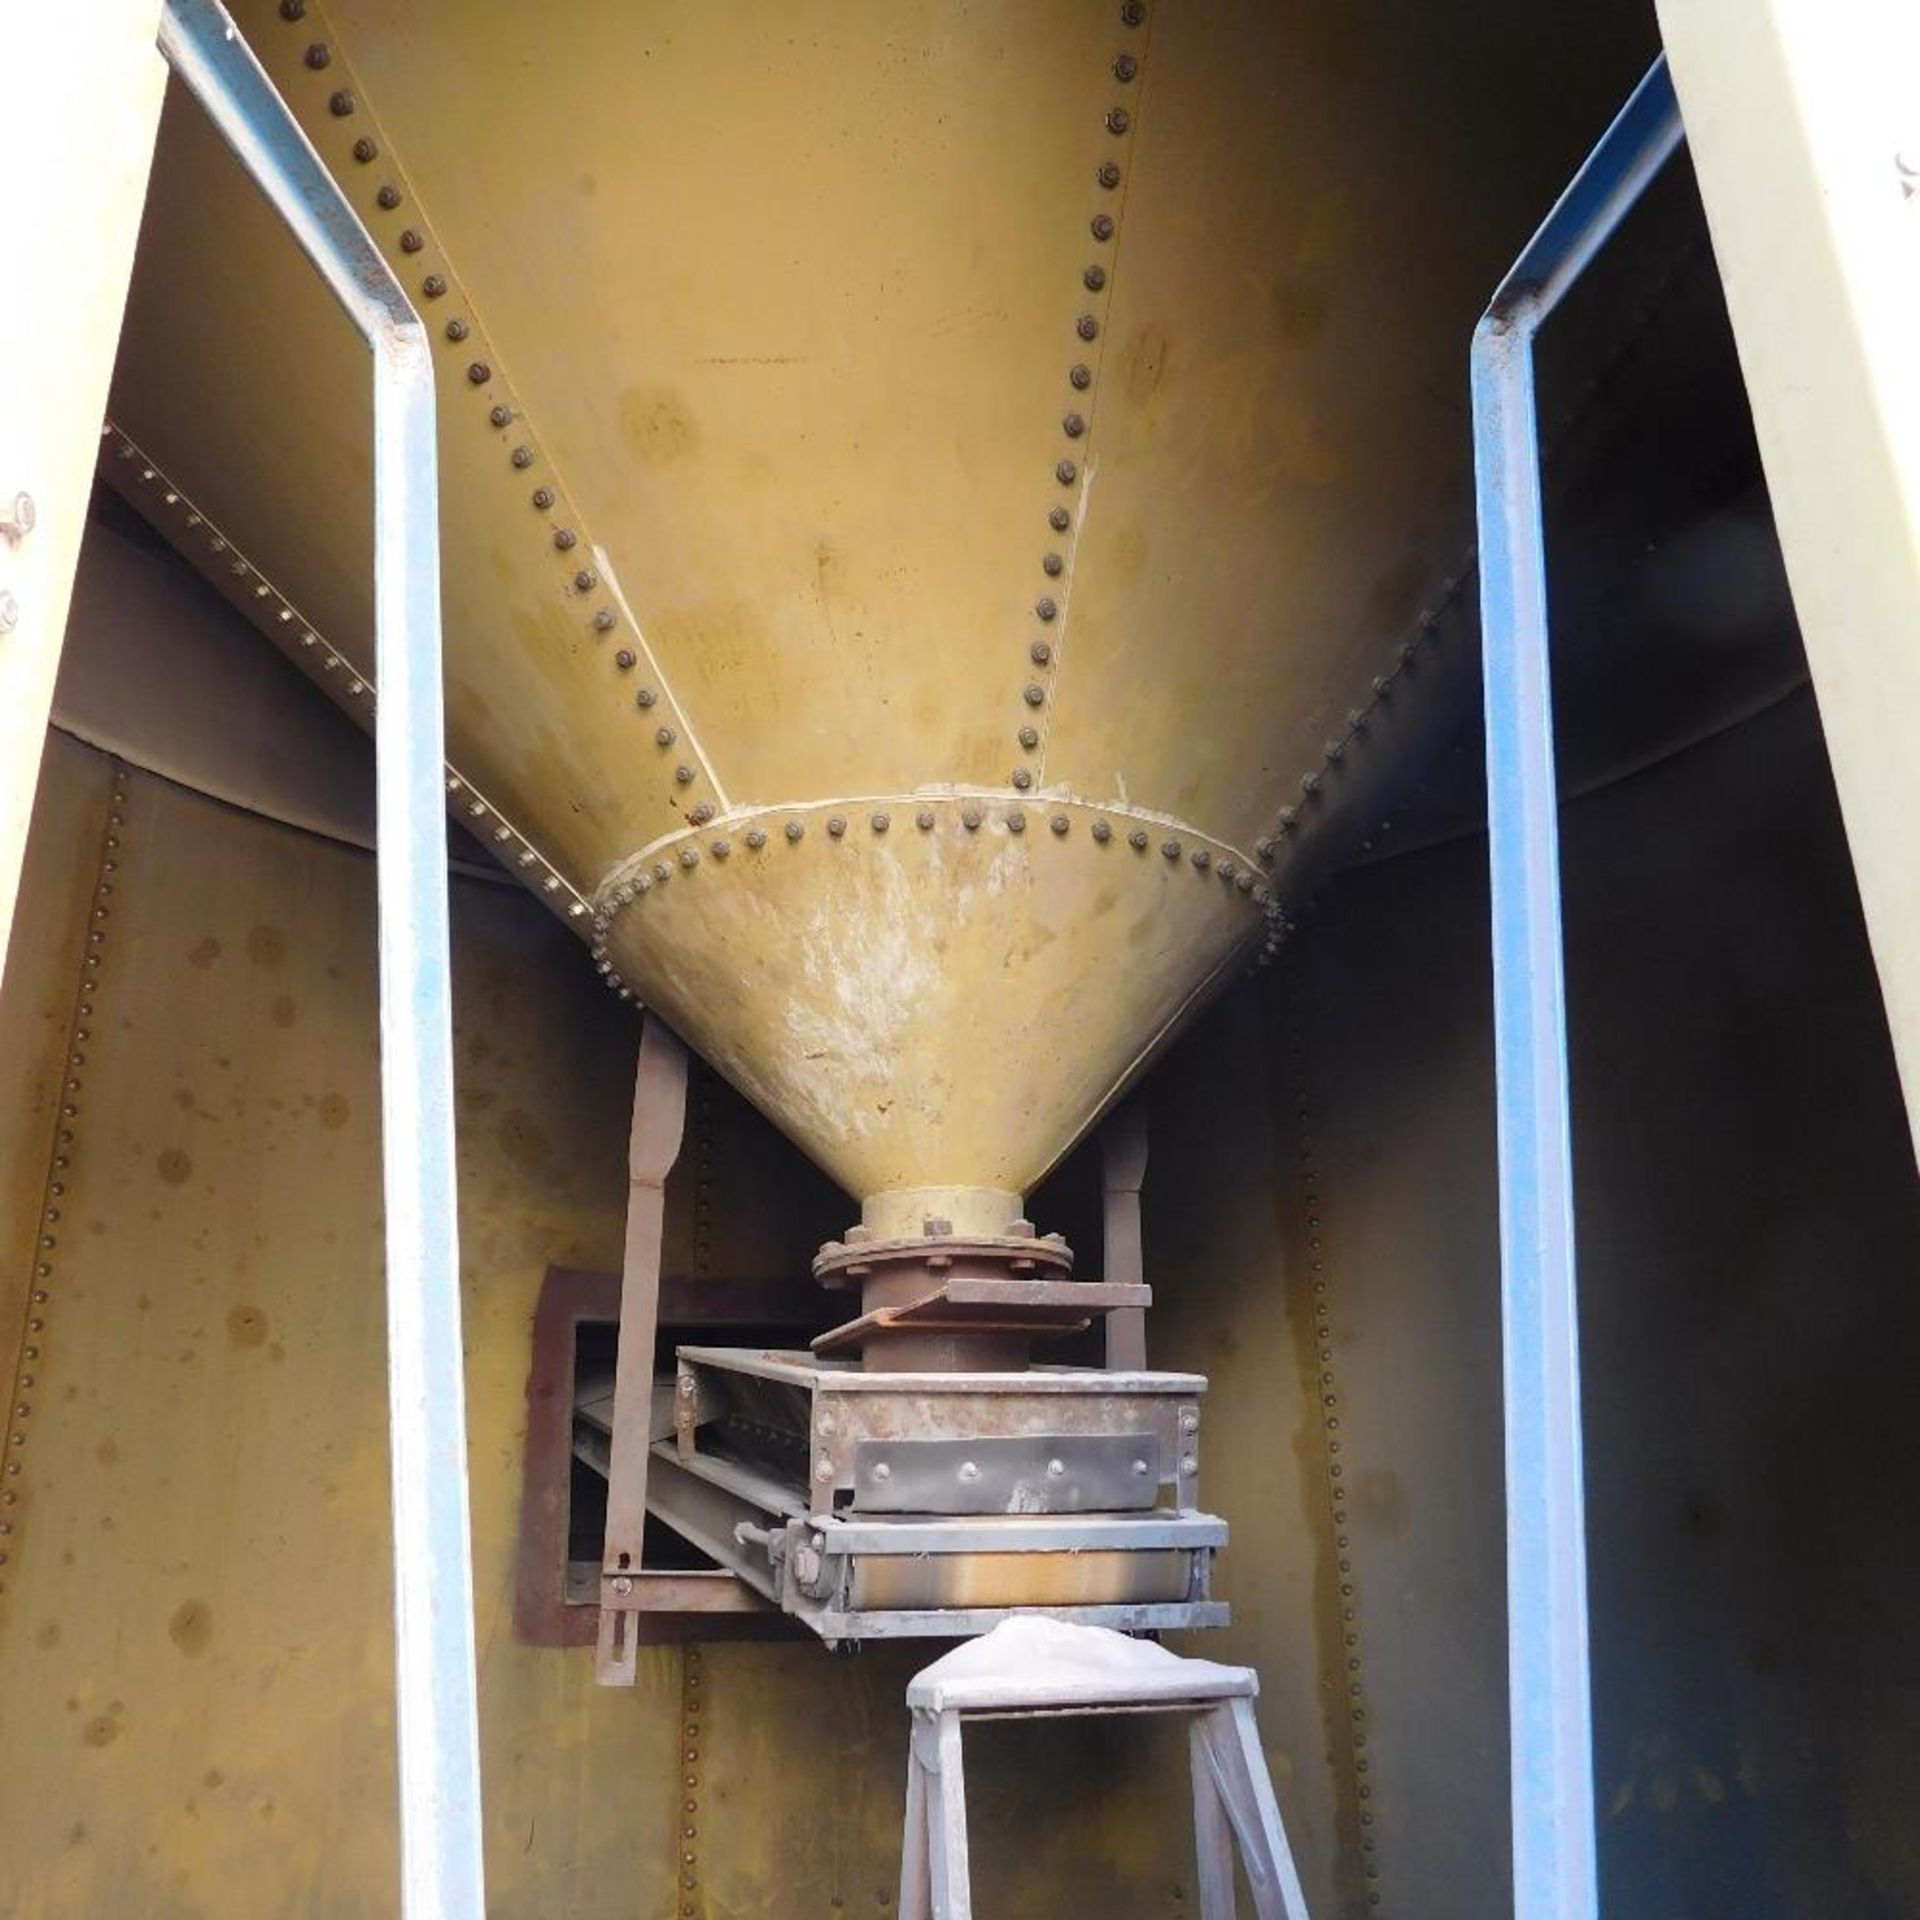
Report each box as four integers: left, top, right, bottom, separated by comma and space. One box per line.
155, 4, 484, 1914
1471, 58, 1683, 1920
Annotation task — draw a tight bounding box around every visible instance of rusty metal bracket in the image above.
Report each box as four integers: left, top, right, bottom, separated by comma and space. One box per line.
596, 1012, 690, 1686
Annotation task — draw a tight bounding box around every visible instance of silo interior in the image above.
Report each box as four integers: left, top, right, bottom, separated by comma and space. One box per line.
3, 2, 1917, 1916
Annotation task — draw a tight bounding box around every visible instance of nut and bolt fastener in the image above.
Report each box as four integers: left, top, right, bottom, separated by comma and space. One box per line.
553, 527, 577, 550
1106, 108, 1132, 135
1097, 161, 1122, 189
1011, 768, 1033, 790
1180, 1453, 1199, 1476
1035, 597, 1058, 620
958, 1462, 980, 1482
445, 319, 469, 341
1055, 460, 1077, 485
1050, 815, 1069, 835
377, 185, 401, 210
594, 609, 617, 632
1077, 314, 1100, 341
815, 1459, 833, 1482
785, 821, 804, 842
329, 90, 356, 116
0, 492, 34, 541
1062, 412, 1085, 438
1122, 1, 1147, 24
574, 567, 596, 591
400, 229, 423, 252
678, 1375, 695, 1397
615, 649, 636, 669
873, 1462, 892, 1481
612, 1576, 633, 1595
1018, 726, 1039, 749
1191, 848, 1211, 870
674, 765, 694, 785
1132, 1457, 1151, 1476
510, 446, 533, 468
1083, 266, 1107, 292
1046, 1458, 1066, 1478
1049, 506, 1072, 532
488, 403, 511, 426
871, 812, 890, 833
1070, 363, 1093, 390
1091, 214, 1115, 241
1092, 820, 1112, 843
962, 806, 983, 830
352, 137, 378, 163
917, 809, 935, 830
304, 42, 330, 68
827, 815, 847, 837
745, 828, 767, 849
655, 726, 676, 747
1007, 810, 1027, 831
1043, 552, 1064, 576
1023, 683, 1046, 706
530, 486, 554, 510
636, 686, 656, 707
1114, 54, 1139, 81
1180, 1411, 1200, 1433
422, 274, 446, 298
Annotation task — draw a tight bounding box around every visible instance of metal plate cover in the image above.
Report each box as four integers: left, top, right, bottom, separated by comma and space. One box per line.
852, 1433, 1161, 1515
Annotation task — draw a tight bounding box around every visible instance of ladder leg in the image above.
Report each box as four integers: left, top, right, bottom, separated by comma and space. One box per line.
922, 1710, 973, 1920
898, 1716, 934, 1920
1200, 1699, 1311, 1920
1190, 1710, 1239, 1919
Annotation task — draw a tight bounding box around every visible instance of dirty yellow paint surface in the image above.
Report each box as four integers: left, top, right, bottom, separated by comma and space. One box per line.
105, 0, 1656, 1217
4, 736, 1314, 1916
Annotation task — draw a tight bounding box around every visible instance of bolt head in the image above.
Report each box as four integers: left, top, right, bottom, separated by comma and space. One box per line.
0, 592, 18, 634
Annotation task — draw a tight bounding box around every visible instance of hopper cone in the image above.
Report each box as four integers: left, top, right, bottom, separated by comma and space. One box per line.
105, 1, 1640, 1221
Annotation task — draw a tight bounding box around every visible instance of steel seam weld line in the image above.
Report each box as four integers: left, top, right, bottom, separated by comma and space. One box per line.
1471, 55, 1683, 1920
155, 3, 485, 1914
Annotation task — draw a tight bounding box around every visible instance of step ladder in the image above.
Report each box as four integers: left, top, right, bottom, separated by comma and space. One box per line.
897, 1617, 1310, 1919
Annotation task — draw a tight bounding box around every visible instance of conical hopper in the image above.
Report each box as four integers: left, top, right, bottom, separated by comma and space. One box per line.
105, 0, 1645, 1229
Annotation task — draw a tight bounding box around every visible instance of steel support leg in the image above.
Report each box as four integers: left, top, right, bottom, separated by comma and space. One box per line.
156, 5, 484, 1911
596, 1013, 690, 1684
1102, 1101, 1150, 1369
1471, 56, 1683, 1920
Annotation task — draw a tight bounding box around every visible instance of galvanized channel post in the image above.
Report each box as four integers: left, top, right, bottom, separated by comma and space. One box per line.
155, 4, 485, 1914
1471, 56, 1684, 1920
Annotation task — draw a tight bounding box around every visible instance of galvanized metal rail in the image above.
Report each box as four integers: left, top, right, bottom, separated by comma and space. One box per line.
1472, 55, 1684, 1920
155, 3, 484, 1914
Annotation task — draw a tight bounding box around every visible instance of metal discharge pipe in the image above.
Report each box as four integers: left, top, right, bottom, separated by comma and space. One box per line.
1472, 55, 1683, 1920
154, 4, 485, 1913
